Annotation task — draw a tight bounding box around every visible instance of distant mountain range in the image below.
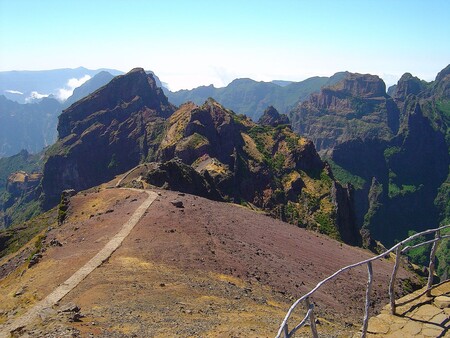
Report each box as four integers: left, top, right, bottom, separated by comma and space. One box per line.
164, 72, 348, 121
0, 96, 61, 158
0, 70, 121, 158
0, 67, 123, 103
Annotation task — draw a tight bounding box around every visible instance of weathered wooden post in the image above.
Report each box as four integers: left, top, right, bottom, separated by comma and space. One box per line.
388, 246, 402, 315
361, 261, 373, 338
305, 297, 318, 338
426, 230, 440, 296
282, 323, 289, 338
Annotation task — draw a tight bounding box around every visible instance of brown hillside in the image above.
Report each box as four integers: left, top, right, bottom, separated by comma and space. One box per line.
0, 185, 416, 337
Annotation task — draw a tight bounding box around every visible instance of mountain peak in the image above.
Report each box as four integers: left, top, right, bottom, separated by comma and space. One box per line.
327, 73, 387, 98
42, 68, 175, 207
58, 68, 174, 139
129, 67, 146, 74
392, 72, 424, 102
434, 64, 450, 97
258, 106, 290, 127
435, 64, 450, 83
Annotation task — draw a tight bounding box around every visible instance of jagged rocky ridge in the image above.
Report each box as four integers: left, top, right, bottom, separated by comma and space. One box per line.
139, 97, 359, 244
42, 68, 176, 208
41, 68, 360, 244
289, 67, 450, 254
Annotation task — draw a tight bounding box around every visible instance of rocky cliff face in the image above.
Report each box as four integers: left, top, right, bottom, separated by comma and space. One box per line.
42, 68, 176, 208
391, 73, 426, 103
143, 99, 359, 243
290, 66, 450, 249
290, 73, 400, 156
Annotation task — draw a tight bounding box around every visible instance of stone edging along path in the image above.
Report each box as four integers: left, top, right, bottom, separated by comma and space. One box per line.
0, 188, 158, 338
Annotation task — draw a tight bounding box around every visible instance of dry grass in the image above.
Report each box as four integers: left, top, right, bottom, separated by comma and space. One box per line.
160, 102, 197, 149
242, 132, 263, 162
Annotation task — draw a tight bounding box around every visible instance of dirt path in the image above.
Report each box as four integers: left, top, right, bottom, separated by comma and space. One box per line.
0, 189, 157, 338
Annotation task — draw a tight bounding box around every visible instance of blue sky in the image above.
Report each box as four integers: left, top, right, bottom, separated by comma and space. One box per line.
1, 0, 449, 90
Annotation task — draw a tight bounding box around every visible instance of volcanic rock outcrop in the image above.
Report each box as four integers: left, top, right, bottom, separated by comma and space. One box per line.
42, 68, 176, 207
290, 66, 450, 260
151, 99, 359, 243
290, 73, 400, 156
258, 106, 290, 127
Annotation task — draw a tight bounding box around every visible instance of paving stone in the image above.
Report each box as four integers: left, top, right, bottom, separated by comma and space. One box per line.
435, 296, 450, 309
367, 317, 389, 334
363, 282, 450, 337
388, 322, 406, 332
422, 327, 444, 337
383, 331, 404, 338
429, 312, 448, 325
390, 315, 409, 324
414, 304, 443, 321
432, 283, 450, 295
402, 321, 422, 335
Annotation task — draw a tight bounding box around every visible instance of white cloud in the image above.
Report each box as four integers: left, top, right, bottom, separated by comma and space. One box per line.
67, 75, 91, 89
56, 74, 91, 101
25, 91, 49, 103
5, 89, 23, 95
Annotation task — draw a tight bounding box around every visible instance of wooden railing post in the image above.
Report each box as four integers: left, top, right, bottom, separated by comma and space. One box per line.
275, 225, 450, 338
282, 323, 289, 338
426, 230, 440, 296
361, 261, 373, 338
305, 297, 318, 338
388, 246, 402, 315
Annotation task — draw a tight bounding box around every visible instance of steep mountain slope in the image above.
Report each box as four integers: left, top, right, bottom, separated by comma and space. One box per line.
289, 67, 450, 255
147, 99, 359, 243
0, 150, 42, 192
166, 72, 347, 121
42, 68, 176, 208
0, 96, 61, 158
0, 150, 43, 228
0, 186, 416, 337
290, 73, 400, 157
41, 68, 359, 243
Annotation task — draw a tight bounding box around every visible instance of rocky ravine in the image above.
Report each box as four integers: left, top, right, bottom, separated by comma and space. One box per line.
289, 67, 450, 254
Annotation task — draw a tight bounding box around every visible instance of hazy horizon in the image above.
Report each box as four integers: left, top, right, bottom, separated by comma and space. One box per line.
1, 0, 449, 91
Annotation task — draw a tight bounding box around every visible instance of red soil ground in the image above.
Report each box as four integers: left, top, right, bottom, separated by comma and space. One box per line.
0, 186, 417, 337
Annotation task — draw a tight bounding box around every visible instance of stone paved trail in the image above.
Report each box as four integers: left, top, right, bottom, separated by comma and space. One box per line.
355, 281, 450, 337
0, 189, 158, 338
